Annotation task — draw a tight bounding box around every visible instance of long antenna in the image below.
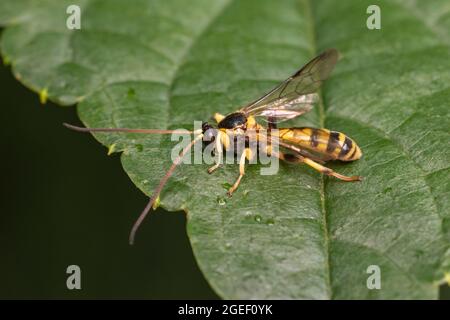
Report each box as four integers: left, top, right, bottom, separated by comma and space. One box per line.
129, 133, 204, 245
63, 123, 201, 135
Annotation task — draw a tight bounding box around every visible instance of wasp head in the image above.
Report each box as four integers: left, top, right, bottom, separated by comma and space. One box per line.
201, 122, 216, 142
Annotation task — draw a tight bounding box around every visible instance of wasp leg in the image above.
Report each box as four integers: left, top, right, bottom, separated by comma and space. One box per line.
227, 148, 253, 197
208, 164, 220, 174
208, 131, 223, 174
275, 151, 362, 182
301, 156, 362, 182
208, 164, 221, 174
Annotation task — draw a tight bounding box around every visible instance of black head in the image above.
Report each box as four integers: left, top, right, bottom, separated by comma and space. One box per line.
201, 122, 216, 142
218, 112, 247, 129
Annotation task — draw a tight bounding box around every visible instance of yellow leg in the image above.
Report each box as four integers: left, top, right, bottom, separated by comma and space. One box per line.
208, 163, 220, 174
272, 150, 361, 182
227, 149, 248, 197
208, 132, 223, 174
302, 157, 362, 182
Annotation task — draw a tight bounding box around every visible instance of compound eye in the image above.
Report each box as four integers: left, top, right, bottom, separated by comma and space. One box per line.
203, 128, 216, 141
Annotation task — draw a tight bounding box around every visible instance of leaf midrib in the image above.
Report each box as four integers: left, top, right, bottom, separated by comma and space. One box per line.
304, 0, 333, 299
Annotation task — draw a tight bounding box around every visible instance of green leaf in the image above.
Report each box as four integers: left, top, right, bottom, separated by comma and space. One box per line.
1, 0, 449, 299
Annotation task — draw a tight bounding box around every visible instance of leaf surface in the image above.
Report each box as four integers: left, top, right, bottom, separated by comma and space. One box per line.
1, 0, 449, 299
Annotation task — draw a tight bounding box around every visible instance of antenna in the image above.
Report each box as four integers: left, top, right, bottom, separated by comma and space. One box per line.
128, 134, 204, 245
64, 122, 204, 244
63, 123, 201, 135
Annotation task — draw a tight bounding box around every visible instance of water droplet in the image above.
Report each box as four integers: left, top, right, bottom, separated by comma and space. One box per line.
135, 144, 143, 152
142, 179, 149, 185
225, 242, 232, 248
127, 88, 136, 98
383, 187, 393, 194
217, 196, 226, 206
222, 182, 232, 190
266, 218, 275, 225
254, 215, 262, 223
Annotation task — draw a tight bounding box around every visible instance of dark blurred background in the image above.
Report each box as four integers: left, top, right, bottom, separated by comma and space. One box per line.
0, 61, 218, 299
0, 58, 448, 300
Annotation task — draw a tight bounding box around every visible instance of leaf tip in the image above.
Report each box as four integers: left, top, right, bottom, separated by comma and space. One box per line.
444, 272, 450, 285
107, 143, 116, 155
152, 196, 161, 210
2, 55, 11, 66
39, 88, 48, 104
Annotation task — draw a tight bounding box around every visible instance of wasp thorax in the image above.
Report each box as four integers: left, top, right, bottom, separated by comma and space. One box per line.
218, 112, 247, 129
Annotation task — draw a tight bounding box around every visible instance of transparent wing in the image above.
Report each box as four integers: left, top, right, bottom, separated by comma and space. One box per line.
240, 48, 339, 122
253, 93, 318, 122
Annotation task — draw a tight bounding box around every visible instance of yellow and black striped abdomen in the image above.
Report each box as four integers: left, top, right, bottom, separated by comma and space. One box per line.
278, 127, 362, 161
